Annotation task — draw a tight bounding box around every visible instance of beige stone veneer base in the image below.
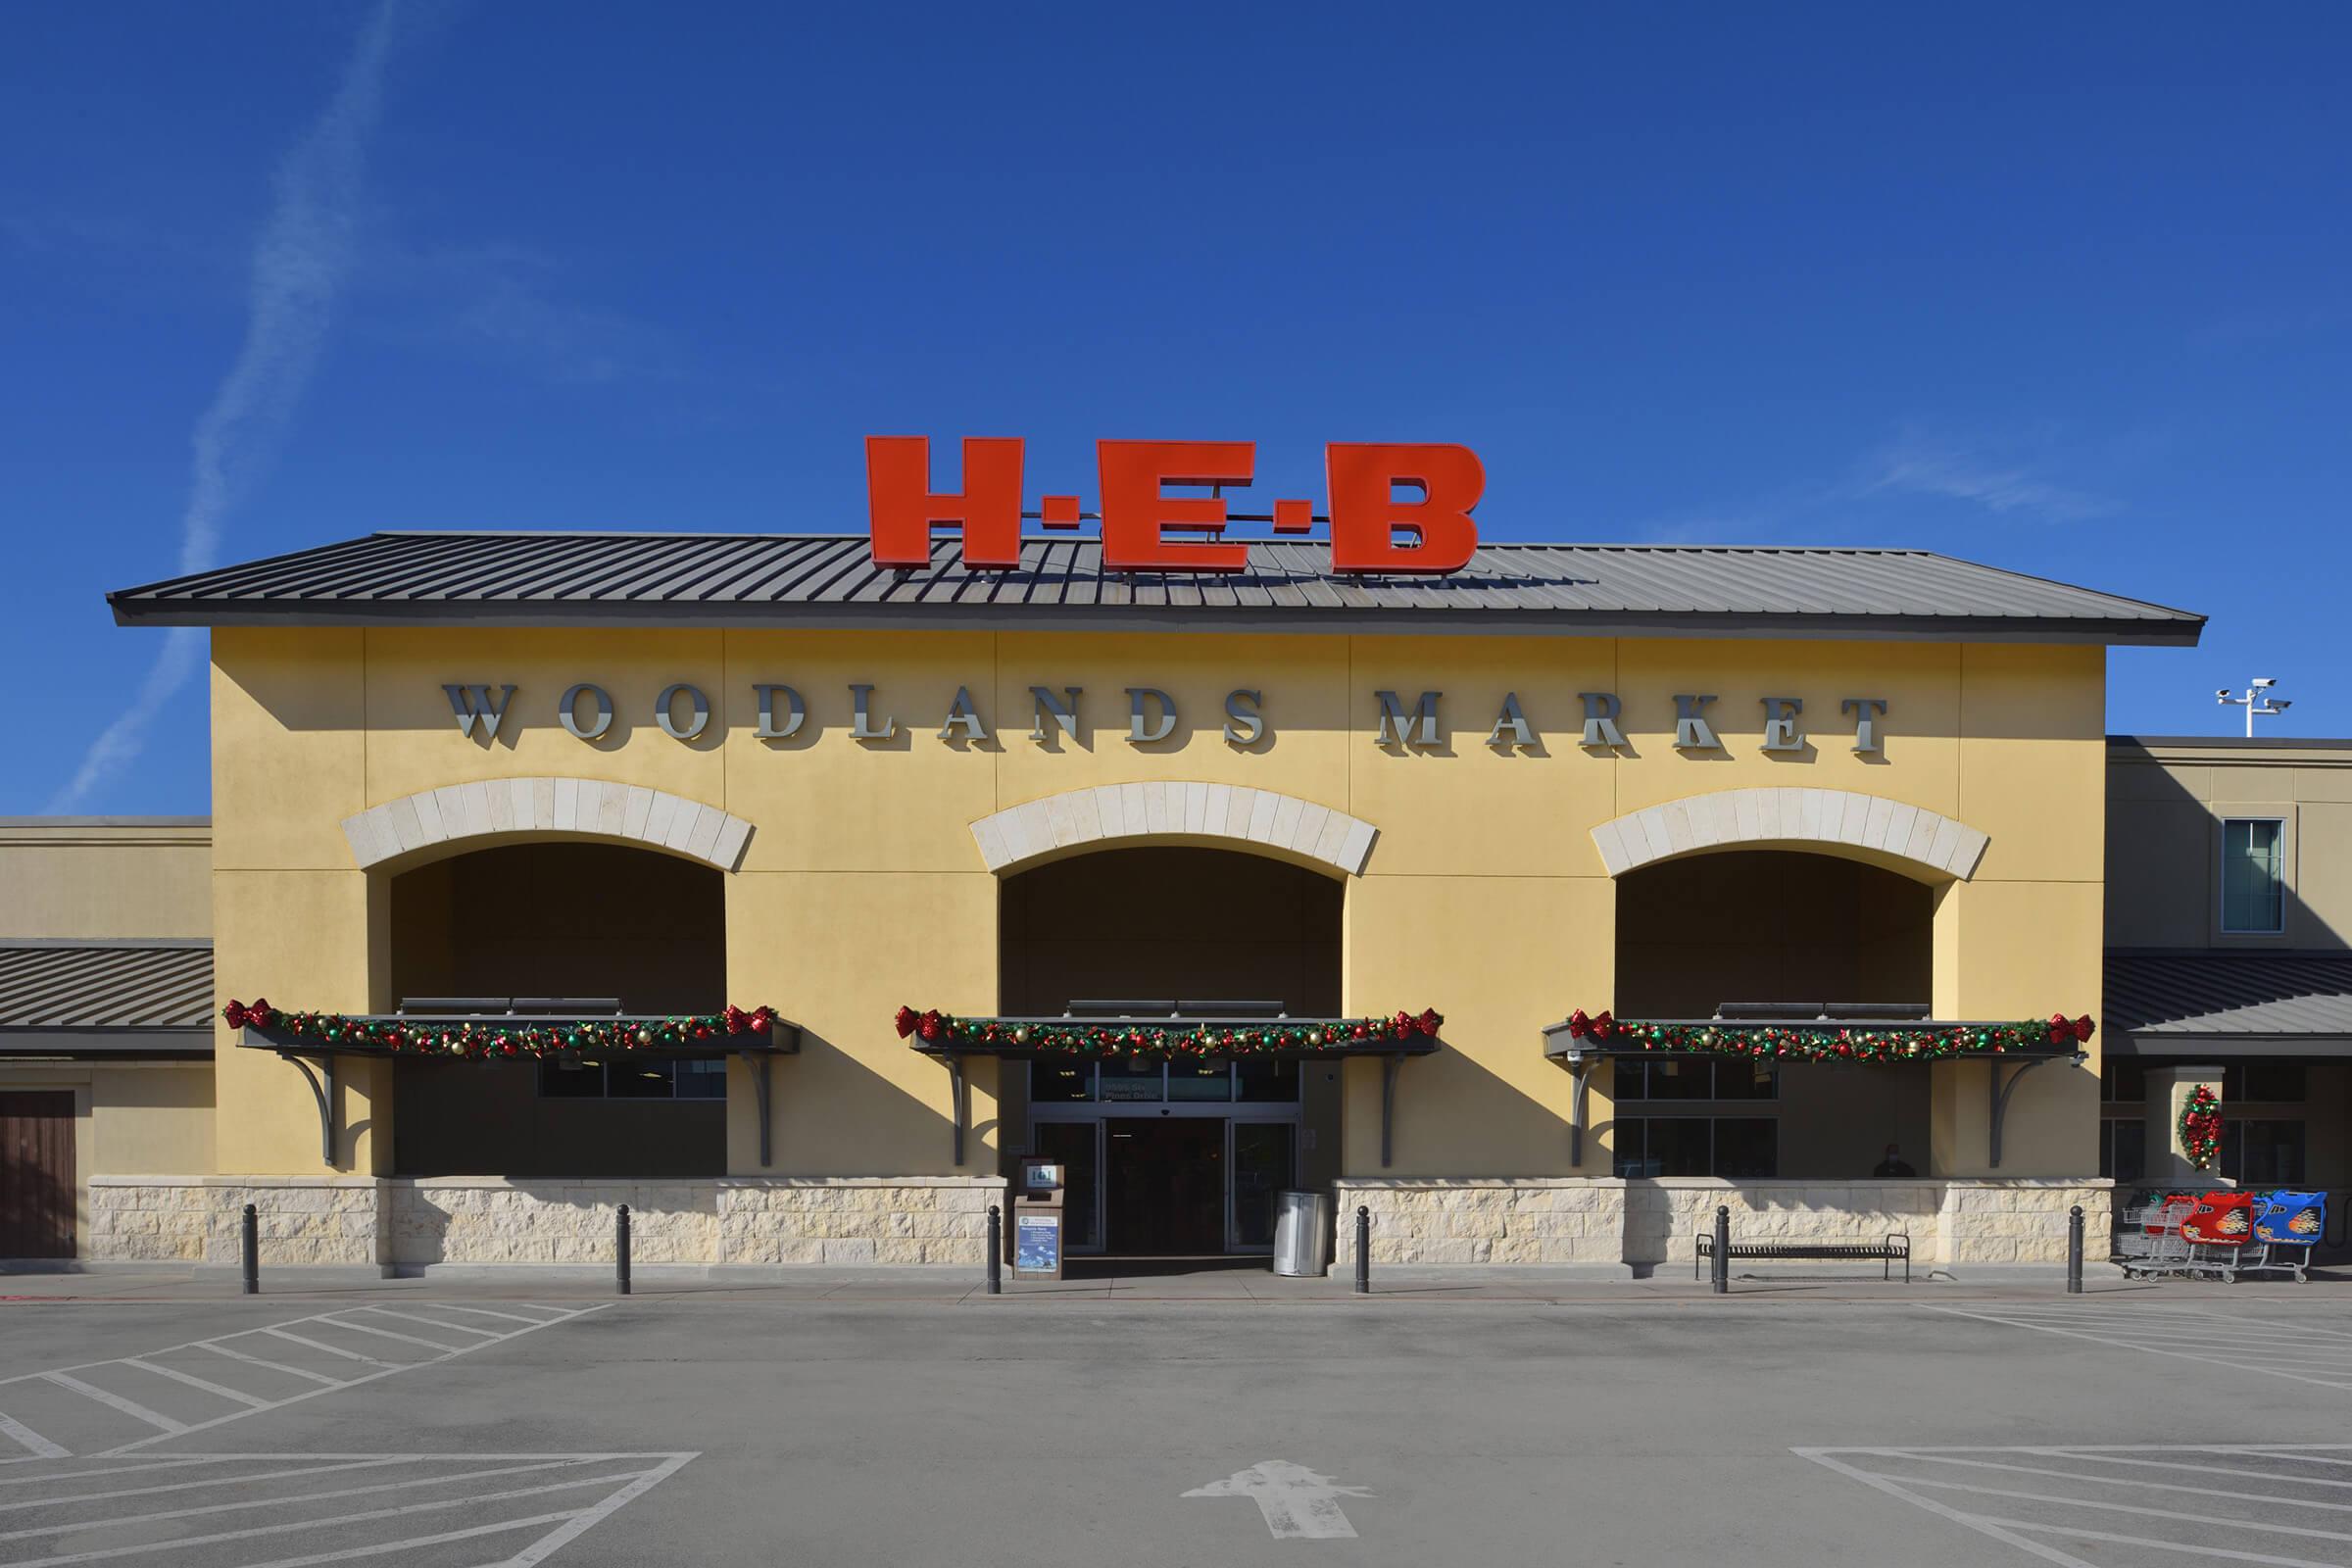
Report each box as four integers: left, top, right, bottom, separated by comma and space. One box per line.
87, 1175, 1004, 1267
1332, 1177, 2112, 1269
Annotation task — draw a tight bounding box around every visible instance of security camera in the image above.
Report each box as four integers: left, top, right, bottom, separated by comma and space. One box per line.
2272, 699, 2293, 711
2217, 689, 2234, 701
2252, 677, 2278, 688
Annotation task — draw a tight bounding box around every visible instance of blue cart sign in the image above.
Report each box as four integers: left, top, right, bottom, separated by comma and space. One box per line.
1014, 1210, 1062, 1278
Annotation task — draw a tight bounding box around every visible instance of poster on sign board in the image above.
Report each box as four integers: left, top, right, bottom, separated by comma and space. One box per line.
1014, 1210, 1063, 1279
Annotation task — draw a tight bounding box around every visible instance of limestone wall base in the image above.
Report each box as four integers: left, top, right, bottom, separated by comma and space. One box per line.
85, 1175, 1005, 1266
1333, 1177, 2113, 1269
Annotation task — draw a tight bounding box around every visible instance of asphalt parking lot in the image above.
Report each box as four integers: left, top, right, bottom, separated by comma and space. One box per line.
3, 1272, 2350, 1566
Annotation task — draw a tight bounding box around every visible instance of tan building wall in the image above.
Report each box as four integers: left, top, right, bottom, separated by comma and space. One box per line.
204, 624, 2109, 1204
2106, 737, 2352, 951
0, 817, 212, 940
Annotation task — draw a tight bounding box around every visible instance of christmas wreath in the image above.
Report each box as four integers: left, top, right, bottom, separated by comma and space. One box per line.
2178, 1082, 2224, 1170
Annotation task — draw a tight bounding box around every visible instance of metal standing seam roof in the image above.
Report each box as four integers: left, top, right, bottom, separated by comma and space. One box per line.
0, 941, 214, 1032
106, 532, 2206, 645
2106, 953, 2352, 1039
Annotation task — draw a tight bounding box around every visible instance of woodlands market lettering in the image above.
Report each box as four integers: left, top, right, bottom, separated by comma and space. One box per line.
442, 683, 1893, 755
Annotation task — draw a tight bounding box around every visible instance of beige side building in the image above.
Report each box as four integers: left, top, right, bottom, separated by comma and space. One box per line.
0, 817, 215, 1260
2104, 737, 2352, 1261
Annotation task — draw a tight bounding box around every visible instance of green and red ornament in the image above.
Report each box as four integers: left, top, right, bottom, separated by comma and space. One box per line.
2178, 1082, 2224, 1171
894, 1004, 1442, 1057
1562, 1008, 2094, 1064
223, 999, 777, 1061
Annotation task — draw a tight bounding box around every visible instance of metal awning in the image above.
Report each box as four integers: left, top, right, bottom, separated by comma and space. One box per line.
238, 1012, 802, 1170
2107, 952, 2352, 1058
0, 940, 214, 1057
1542, 1015, 2084, 1170
912, 1010, 1439, 1169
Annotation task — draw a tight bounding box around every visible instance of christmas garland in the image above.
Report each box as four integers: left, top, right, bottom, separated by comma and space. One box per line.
1561, 1008, 2094, 1063
2178, 1082, 2224, 1170
223, 998, 778, 1061
895, 1005, 1442, 1057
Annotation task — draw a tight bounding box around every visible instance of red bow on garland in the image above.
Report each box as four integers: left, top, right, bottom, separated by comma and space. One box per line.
2047, 1012, 2097, 1045
1566, 1008, 1616, 1039
221, 998, 273, 1029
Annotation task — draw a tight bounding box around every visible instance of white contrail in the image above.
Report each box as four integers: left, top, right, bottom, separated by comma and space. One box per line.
48, 1, 401, 812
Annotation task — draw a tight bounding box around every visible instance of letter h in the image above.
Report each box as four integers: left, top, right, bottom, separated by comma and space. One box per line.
866, 436, 1025, 568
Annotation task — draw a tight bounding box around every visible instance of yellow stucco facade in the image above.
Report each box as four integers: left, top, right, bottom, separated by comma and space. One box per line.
201, 623, 2109, 1198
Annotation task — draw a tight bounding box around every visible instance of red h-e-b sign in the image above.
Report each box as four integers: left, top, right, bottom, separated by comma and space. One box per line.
866, 438, 1483, 574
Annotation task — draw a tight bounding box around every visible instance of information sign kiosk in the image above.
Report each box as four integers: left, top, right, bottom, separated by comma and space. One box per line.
1013, 1156, 1065, 1280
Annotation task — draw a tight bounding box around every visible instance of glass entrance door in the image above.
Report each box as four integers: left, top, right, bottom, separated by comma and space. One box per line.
1104, 1118, 1225, 1254
1228, 1121, 1296, 1251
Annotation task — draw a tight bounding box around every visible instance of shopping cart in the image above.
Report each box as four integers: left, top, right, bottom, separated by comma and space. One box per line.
2180, 1191, 2256, 1282
2116, 1193, 2196, 1279
2238, 1190, 2327, 1283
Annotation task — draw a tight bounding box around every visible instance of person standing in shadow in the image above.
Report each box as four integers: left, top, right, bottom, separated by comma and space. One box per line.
1873, 1143, 1917, 1178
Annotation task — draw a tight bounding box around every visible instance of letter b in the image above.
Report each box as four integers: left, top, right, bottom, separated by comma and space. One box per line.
1327, 444, 1483, 573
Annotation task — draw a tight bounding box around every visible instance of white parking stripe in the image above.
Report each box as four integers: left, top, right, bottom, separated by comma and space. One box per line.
229, 1508, 589, 1568
258, 1328, 395, 1368
1795, 1448, 2093, 1568
1963, 1512, 2338, 1566
37, 1375, 186, 1435
4, 1467, 655, 1565
315, 1316, 467, 1353
0, 1456, 419, 1514
1925, 1306, 2352, 1394
1892, 1474, 2352, 1542
196, 1340, 347, 1387
416, 1304, 559, 1327
0, 1456, 237, 1487
1999, 1447, 2352, 1494
0, 1412, 69, 1461
0, 1456, 609, 1544
353, 1306, 501, 1339
121, 1358, 273, 1409
501, 1452, 698, 1568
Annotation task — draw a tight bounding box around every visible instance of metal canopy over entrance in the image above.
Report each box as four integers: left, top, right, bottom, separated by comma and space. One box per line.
239, 1008, 802, 1170
1542, 1012, 2083, 1171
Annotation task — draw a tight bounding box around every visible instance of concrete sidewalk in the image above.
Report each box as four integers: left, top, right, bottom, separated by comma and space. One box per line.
2, 1257, 2340, 1305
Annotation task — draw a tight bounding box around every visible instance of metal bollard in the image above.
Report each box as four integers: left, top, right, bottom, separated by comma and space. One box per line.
986, 1205, 1003, 1295
1353, 1205, 1371, 1295
240, 1202, 259, 1296
615, 1203, 631, 1297
1711, 1204, 1731, 1295
2066, 1204, 2084, 1295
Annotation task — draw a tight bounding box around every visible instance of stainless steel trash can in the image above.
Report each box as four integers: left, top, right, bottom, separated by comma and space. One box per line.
1272, 1191, 1331, 1277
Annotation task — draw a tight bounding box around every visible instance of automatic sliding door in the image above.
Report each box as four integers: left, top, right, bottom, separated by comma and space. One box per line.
1229, 1121, 1296, 1251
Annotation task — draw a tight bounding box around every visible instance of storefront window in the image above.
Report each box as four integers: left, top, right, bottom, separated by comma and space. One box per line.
1098, 1057, 1165, 1102
2099, 1119, 2145, 1183
2221, 818, 2285, 933
1615, 1060, 1777, 1101
532, 1058, 721, 1101
2225, 1119, 2306, 1185
1030, 1058, 1096, 1102
1612, 1117, 1779, 1178
1168, 1058, 1234, 1102
1235, 1058, 1300, 1103
2100, 1060, 2146, 1102
2224, 1062, 2306, 1102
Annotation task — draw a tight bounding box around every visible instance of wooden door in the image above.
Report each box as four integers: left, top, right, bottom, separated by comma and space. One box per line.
0, 1092, 75, 1258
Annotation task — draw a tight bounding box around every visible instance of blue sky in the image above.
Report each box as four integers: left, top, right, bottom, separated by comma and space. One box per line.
5, 4, 2347, 813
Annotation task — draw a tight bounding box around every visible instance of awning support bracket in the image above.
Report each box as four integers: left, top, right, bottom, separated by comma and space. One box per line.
1988, 1054, 2062, 1169
1567, 1060, 1592, 1168
1381, 1054, 1402, 1169
948, 1055, 967, 1167
283, 1052, 338, 1169
738, 1050, 773, 1169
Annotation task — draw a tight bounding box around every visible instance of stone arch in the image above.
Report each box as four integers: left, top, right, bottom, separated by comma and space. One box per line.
339, 777, 754, 874
969, 782, 1378, 878
1591, 786, 1987, 883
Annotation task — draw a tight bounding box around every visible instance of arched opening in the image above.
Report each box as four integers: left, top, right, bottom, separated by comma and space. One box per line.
1612, 850, 1935, 1181
999, 848, 1344, 1259
386, 843, 727, 1178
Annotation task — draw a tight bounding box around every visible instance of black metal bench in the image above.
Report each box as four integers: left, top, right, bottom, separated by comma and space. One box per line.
1694, 1233, 1911, 1282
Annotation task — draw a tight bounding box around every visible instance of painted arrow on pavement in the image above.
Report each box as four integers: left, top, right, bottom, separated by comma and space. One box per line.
1184, 1460, 1372, 1539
